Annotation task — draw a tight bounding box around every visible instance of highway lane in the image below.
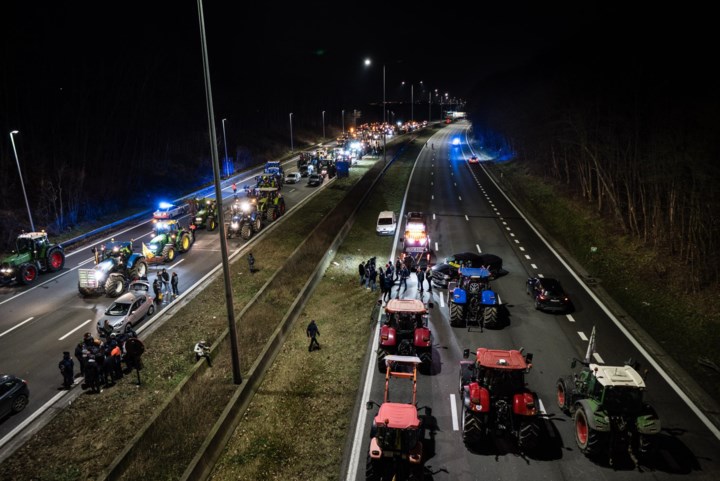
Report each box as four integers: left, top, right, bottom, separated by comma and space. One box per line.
0, 153, 338, 441
351, 121, 720, 480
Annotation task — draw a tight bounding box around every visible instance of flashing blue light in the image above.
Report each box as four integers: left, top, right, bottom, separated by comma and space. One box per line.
452, 138, 461, 146
159, 201, 173, 209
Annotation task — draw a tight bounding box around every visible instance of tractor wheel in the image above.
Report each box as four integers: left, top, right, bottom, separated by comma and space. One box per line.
179, 233, 191, 252
253, 217, 263, 232
208, 218, 217, 231
18, 264, 39, 285
574, 407, 605, 455
483, 306, 498, 328
240, 223, 252, 240
556, 377, 574, 414
162, 245, 176, 263
517, 420, 540, 450
450, 302, 465, 327
278, 201, 286, 216
46, 248, 65, 272
129, 260, 148, 280
365, 455, 382, 481
267, 207, 277, 221
104, 275, 125, 297
461, 402, 482, 445
638, 433, 658, 457
377, 350, 387, 373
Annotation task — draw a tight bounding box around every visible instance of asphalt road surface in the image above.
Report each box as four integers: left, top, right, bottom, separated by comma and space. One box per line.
348, 121, 720, 481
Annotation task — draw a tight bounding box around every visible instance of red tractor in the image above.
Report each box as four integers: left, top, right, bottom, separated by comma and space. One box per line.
459, 347, 540, 452
366, 355, 425, 481
377, 299, 433, 374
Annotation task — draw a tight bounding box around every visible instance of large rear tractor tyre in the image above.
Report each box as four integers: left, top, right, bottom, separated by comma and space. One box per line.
253, 217, 263, 232
450, 302, 465, 327
240, 223, 253, 240
278, 201, 286, 216
179, 233, 191, 252
365, 455, 382, 481
104, 275, 125, 297
46, 248, 65, 272
574, 407, 605, 456
208, 218, 217, 231
556, 377, 574, 414
18, 264, 39, 285
129, 260, 148, 280
161, 245, 176, 263
483, 306, 498, 328
267, 207, 277, 221
461, 402, 483, 445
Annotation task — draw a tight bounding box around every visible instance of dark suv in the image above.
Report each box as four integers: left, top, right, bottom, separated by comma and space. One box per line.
527, 277, 572, 312
1, 374, 29, 419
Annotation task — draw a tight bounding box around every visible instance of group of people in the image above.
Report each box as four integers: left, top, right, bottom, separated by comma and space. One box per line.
152, 268, 179, 304
61, 329, 144, 392
358, 256, 433, 303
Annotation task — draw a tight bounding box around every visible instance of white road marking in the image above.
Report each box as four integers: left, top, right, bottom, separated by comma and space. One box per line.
77, 257, 96, 267
431, 195, 434, 200
433, 213, 436, 220
502, 221, 507, 225
435, 242, 439, 252
510, 233, 515, 237
578, 331, 588, 341
438, 292, 445, 307
593, 352, 605, 363
454, 182, 457, 186
169, 259, 185, 269
59, 319, 95, 341
531, 264, 538, 269
431, 181, 433, 186
465, 215, 469, 221
450, 394, 460, 431
506, 227, 511, 231
0, 317, 34, 339
476, 244, 482, 253
566, 314, 576, 323
514, 239, 520, 244
524, 254, 531, 260
519, 246, 525, 251
538, 273, 544, 278
458, 196, 462, 201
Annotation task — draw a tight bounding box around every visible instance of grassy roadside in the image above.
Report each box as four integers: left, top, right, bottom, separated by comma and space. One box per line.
491, 161, 720, 399
207, 133, 429, 480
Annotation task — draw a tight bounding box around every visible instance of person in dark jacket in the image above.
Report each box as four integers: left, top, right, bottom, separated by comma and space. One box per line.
171, 271, 179, 298
74, 342, 85, 376
59, 352, 74, 389
358, 261, 365, 286
153, 275, 162, 304
306, 320, 320, 352
416, 267, 425, 294
248, 253, 256, 273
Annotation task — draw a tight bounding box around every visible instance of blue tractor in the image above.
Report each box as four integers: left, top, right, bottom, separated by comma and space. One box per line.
449, 267, 501, 329
78, 240, 148, 297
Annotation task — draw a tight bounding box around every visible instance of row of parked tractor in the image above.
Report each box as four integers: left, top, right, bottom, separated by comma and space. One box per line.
369, 296, 661, 480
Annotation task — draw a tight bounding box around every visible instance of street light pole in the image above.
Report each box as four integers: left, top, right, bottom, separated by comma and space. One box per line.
411, 84, 414, 121
221, 118, 229, 178
195, 0, 241, 384
342, 109, 345, 135
322, 110, 325, 140
9, 131, 35, 232
428, 92, 431, 122
289, 113, 294, 152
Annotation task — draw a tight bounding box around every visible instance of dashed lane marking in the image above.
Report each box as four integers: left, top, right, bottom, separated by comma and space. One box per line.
476, 244, 482, 253
593, 352, 605, 363
531, 264, 538, 269
59, 319, 94, 341
0, 317, 34, 339
450, 394, 459, 431
578, 331, 588, 341
566, 314, 576, 323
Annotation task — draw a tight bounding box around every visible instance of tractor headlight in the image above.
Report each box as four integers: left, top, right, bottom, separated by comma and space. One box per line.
195, 217, 203, 222
1, 266, 13, 275
231, 222, 239, 229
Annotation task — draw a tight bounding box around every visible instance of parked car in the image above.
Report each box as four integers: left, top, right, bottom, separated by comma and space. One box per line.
284, 172, 302, 184
376, 211, 397, 236
97, 280, 155, 334
527, 277, 573, 312
153, 202, 189, 220
430, 252, 503, 287
0, 374, 29, 419
307, 173, 324, 187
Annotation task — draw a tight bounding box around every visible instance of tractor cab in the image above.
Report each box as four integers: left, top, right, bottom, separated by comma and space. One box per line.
378, 299, 433, 373
152, 219, 180, 237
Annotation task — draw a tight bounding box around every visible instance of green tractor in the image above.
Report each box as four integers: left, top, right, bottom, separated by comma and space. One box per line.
556, 327, 661, 465
256, 187, 286, 222
0, 231, 65, 285
191, 197, 218, 231
142, 219, 194, 264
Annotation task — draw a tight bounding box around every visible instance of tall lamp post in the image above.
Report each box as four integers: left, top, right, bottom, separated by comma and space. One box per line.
221, 118, 229, 178
322, 110, 326, 140
9, 130, 35, 232
195, 0, 241, 384
364, 58, 387, 163
289, 112, 294, 152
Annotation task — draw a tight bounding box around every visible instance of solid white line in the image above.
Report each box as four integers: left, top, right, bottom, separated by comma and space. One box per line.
435, 242, 439, 252
566, 314, 576, 323
0, 317, 34, 339
169, 259, 185, 269
465, 215, 469, 221
476, 244, 482, 253
450, 394, 459, 431
59, 319, 94, 341
578, 331, 588, 341
0, 389, 67, 449
593, 352, 605, 364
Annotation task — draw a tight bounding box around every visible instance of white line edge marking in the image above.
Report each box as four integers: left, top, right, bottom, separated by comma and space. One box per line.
0, 317, 34, 339
0, 390, 67, 449
578, 331, 588, 341
59, 319, 94, 341
450, 394, 459, 431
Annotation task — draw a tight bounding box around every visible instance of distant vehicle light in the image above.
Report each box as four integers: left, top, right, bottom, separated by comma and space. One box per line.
452, 138, 461, 146
159, 201, 173, 209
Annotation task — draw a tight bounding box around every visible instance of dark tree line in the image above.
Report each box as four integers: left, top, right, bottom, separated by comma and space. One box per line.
469, 53, 720, 290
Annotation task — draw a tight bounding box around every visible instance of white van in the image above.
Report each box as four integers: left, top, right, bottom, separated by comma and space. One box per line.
376, 211, 397, 236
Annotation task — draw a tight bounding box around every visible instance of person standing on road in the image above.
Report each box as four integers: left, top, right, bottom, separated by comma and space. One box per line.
358, 261, 366, 286
394, 257, 402, 282
160, 268, 170, 297
399, 264, 410, 294
59, 351, 74, 389
426, 265, 433, 293
153, 275, 163, 304
231, 182, 237, 198
416, 267, 425, 294
171, 271, 179, 298
307, 319, 320, 352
